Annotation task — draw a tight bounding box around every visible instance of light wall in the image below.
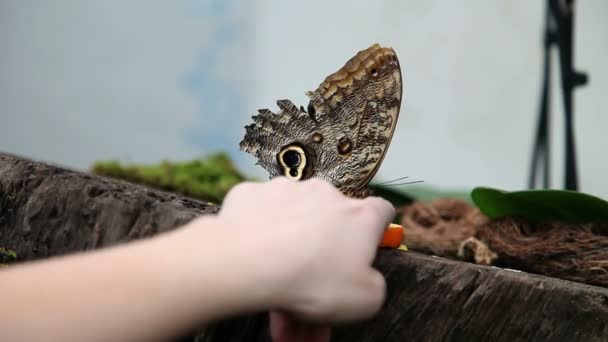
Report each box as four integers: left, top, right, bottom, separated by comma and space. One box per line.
248, 0, 608, 197
0, 1, 606, 198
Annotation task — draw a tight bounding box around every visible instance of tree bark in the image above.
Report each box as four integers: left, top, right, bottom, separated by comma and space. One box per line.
1, 153, 607, 342
0, 153, 219, 261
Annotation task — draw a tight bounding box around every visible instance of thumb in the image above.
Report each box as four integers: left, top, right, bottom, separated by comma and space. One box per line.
269, 311, 332, 342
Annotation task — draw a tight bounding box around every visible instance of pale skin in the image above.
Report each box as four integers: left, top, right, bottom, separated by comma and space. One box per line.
0, 177, 394, 341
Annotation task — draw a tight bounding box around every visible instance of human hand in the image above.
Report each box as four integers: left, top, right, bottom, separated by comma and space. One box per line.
0, 177, 392, 342
218, 177, 395, 323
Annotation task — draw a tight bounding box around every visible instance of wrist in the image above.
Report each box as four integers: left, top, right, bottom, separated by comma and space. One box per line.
164, 216, 277, 319
204, 215, 284, 311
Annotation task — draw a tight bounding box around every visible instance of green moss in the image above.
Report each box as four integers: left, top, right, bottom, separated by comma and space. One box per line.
91, 153, 248, 203
91, 152, 474, 206
0, 247, 17, 265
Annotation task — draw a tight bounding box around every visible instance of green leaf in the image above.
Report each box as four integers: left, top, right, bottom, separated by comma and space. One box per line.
471, 187, 608, 222
368, 184, 416, 207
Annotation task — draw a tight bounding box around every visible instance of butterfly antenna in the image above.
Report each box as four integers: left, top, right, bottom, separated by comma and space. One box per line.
382, 180, 424, 187
374, 176, 410, 186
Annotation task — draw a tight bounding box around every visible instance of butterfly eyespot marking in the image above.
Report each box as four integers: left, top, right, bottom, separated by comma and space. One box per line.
282, 149, 301, 167
312, 133, 323, 143
277, 144, 308, 181
370, 67, 379, 78
337, 137, 352, 155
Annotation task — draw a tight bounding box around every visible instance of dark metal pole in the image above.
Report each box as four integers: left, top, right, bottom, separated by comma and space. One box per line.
528, 0, 587, 191
528, 3, 555, 189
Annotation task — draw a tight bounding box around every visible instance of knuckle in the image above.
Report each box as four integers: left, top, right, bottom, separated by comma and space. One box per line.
345, 202, 374, 227
306, 178, 331, 191
348, 199, 391, 230
364, 197, 394, 218
269, 177, 298, 191
366, 271, 386, 314
228, 181, 254, 195
270, 176, 291, 186
352, 200, 374, 217
306, 178, 326, 187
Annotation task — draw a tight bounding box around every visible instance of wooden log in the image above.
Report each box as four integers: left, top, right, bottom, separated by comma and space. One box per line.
0, 153, 607, 341
0, 153, 219, 260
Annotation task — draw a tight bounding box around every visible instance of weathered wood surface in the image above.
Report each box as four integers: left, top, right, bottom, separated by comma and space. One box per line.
0, 153, 219, 260
1, 153, 607, 342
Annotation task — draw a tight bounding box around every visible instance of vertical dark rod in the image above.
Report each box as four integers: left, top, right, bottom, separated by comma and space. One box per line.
528, 0, 553, 189
540, 40, 552, 189
550, 0, 579, 190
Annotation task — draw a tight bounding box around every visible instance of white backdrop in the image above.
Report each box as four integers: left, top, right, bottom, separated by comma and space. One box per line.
248, 0, 608, 197
0, 1, 606, 198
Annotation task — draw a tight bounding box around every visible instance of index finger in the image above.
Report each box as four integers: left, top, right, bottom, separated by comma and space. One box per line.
361, 196, 396, 237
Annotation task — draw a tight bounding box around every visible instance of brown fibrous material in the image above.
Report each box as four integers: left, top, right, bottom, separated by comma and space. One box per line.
477, 218, 608, 288
399, 198, 608, 288
399, 198, 488, 258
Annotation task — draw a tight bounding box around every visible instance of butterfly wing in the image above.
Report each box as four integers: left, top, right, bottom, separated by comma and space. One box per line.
239, 44, 403, 196
307, 43, 403, 190
239, 99, 344, 185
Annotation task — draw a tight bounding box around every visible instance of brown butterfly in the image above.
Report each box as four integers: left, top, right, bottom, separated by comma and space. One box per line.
240, 43, 403, 198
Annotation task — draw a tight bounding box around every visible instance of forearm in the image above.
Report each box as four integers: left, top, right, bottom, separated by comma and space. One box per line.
0, 217, 263, 341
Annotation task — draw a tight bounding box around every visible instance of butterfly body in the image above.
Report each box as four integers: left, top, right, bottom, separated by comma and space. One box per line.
240, 43, 403, 198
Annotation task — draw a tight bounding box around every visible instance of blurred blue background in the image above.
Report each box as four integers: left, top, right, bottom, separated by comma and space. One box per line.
0, 1, 606, 197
